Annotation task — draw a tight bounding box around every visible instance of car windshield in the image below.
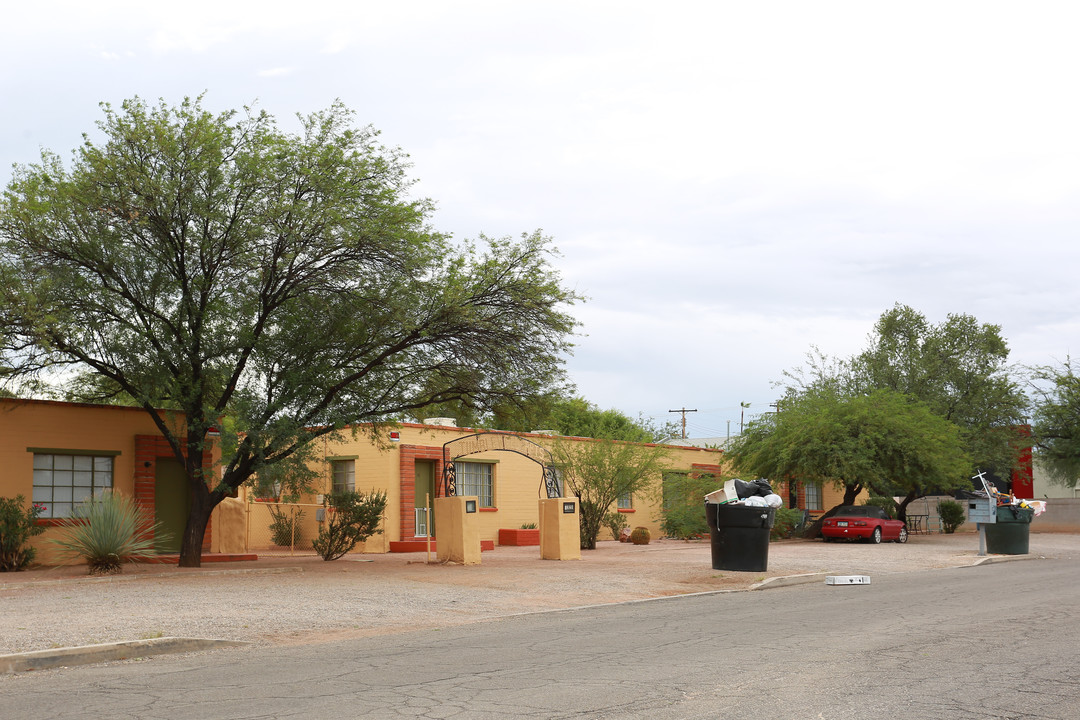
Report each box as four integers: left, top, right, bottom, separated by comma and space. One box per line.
834, 506, 886, 519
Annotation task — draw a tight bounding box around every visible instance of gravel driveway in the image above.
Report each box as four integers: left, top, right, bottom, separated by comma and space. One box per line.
3, 532, 1078, 655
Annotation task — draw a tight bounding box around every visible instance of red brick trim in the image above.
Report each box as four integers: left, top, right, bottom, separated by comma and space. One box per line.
134, 435, 214, 549
399, 444, 445, 541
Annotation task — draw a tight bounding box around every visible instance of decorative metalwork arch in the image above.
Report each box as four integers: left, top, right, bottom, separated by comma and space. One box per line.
443, 432, 561, 499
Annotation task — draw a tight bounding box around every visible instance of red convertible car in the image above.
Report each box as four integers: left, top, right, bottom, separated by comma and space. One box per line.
821, 505, 908, 544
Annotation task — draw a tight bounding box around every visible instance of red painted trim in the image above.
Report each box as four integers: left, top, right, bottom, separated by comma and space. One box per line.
617, 508, 636, 513
399, 444, 444, 541
135, 435, 215, 549
479, 506, 498, 512
389, 539, 496, 553
499, 528, 540, 546
35, 518, 86, 527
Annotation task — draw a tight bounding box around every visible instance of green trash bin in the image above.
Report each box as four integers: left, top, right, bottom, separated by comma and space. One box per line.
984, 505, 1034, 554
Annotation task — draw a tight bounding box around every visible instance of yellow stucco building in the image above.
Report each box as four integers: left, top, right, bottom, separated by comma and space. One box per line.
0, 399, 726, 562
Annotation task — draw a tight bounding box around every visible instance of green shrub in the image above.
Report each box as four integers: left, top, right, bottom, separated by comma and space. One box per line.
267, 504, 305, 546
770, 506, 805, 541
660, 471, 722, 540
520, 522, 538, 530
938, 499, 966, 534
603, 512, 627, 541
49, 492, 168, 574
0, 495, 46, 572
863, 496, 898, 519
661, 503, 710, 540
313, 490, 388, 561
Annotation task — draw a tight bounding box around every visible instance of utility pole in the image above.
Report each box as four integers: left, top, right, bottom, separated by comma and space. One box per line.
740, 401, 751, 434
668, 408, 697, 439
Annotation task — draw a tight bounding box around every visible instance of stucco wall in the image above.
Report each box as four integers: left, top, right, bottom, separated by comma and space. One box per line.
0, 399, 187, 565
314, 422, 726, 550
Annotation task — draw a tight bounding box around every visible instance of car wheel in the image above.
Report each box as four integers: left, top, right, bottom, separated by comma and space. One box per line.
897, 527, 908, 544
870, 526, 882, 544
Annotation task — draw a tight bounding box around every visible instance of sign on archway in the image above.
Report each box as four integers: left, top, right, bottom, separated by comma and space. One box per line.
442, 432, 561, 499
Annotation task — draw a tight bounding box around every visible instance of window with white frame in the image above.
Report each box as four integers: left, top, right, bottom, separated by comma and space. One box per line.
454, 461, 494, 507
804, 481, 823, 511
32, 453, 114, 519
332, 459, 355, 494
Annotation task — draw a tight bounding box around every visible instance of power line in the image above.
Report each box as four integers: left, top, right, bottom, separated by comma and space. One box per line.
667, 408, 697, 439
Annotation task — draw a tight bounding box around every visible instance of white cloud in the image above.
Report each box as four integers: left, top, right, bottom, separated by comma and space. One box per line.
258, 67, 295, 78
3, 0, 1079, 432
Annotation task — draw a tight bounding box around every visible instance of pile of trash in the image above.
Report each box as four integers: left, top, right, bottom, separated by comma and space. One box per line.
969, 471, 1047, 517
704, 478, 784, 508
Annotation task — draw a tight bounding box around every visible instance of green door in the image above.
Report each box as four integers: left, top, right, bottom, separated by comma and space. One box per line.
154, 458, 190, 553
414, 461, 435, 537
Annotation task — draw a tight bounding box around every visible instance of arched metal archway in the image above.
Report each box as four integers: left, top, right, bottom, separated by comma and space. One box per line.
442, 432, 561, 499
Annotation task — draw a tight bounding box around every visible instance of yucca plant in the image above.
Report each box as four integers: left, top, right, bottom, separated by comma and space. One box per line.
50, 492, 169, 574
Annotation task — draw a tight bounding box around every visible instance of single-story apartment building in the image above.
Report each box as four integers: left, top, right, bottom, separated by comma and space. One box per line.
1, 398, 728, 562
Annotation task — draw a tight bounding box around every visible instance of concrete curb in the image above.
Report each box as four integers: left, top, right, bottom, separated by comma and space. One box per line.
750, 572, 828, 590
0, 637, 249, 674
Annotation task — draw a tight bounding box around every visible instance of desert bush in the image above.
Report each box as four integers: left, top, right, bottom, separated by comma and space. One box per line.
660, 471, 722, 540
267, 504, 305, 547
770, 506, 805, 541
603, 512, 627, 541
0, 495, 46, 571
313, 490, 387, 561
938, 499, 966, 534
50, 492, 168, 574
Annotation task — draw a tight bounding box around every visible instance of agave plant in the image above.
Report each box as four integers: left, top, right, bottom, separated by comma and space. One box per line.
50, 492, 169, 574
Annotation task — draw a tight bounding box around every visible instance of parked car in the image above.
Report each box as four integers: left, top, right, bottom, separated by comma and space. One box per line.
821, 505, 908, 544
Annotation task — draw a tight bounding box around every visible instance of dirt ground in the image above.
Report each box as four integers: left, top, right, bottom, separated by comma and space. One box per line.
3, 531, 1079, 654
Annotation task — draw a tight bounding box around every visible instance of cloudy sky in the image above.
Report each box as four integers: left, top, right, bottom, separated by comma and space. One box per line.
3, 2, 1078, 438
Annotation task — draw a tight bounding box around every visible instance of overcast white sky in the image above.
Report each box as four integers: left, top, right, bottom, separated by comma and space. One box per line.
3, 2, 1079, 438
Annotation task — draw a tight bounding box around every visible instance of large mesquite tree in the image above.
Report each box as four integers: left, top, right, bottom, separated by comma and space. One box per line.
0, 96, 580, 566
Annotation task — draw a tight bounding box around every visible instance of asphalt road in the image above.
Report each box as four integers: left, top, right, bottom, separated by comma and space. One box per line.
3, 558, 1078, 719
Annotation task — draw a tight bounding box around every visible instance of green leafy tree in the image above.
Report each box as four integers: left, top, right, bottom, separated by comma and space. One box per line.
412, 394, 675, 443
851, 304, 1028, 472
1029, 359, 1080, 487
778, 305, 1028, 519
546, 398, 675, 442
0, 96, 579, 567
552, 438, 671, 550
727, 388, 972, 529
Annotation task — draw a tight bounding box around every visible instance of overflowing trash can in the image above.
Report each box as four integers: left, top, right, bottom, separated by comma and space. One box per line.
984, 504, 1034, 555
965, 470, 1045, 556
704, 479, 780, 572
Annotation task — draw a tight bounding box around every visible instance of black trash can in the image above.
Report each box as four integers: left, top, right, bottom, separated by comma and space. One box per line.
984, 505, 1034, 554
705, 502, 776, 572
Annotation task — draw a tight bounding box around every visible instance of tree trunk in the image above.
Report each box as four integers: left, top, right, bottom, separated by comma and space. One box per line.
896, 490, 918, 523
178, 486, 218, 568
841, 482, 863, 506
